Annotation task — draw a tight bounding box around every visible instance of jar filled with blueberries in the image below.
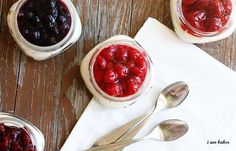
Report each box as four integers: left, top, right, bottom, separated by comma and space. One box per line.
7, 0, 82, 60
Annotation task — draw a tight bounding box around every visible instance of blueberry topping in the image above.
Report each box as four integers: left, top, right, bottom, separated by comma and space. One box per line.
17, 0, 71, 46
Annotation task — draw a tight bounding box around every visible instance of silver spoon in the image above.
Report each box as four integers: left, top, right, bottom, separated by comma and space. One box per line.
94, 81, 189, 147
88, 119, 188, 151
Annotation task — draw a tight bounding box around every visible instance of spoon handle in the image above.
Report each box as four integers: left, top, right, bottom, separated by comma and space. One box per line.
93, 107, 154, 147
88, 138, 143, 151
93, 106, 154, 147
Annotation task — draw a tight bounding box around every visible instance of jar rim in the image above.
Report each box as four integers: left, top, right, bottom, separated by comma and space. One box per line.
89, 39, 152, 103
13, 0, 75, 52
177, 0, 235, 37
0, 112, 45, 151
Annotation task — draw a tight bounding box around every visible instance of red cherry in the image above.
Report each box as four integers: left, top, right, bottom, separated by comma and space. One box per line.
130, 67, 146, 77
2, 135, 10, 146
94, 68, 103, 83
186, 10, 206, 30
103, 70, 118, 83
0, 123, 5, 134
0, 143, 8, 151
207, 0, 224, 18
11, 141, 21, 150
101, 46, 116, 60
114, 64, 128, 78
96, 56, 106, 69
222, 0, 232, 11
135, 57, 147, 70
194, 0, 210, 9
221, 15, 230, 25
126, 76, 142, 95
126, 61, 135, 69
21, 130, 32, 146
120, 82, 127, 93
128, 48, 141, 60
104, 83, 122, 96
105, 62, 114, 70
205, 18, 222, 32
114, 48, 128, 62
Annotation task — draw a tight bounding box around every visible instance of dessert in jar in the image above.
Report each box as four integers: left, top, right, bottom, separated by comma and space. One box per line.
0, 112, 45, 151
7, 0, 82, 61
170, 0, 236, 43
81, 35, 152, 108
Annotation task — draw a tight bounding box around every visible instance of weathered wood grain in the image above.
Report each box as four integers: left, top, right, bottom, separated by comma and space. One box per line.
0, 0, 236, 151
197, 31, 236, 71
14, 56, 62, 151
0, 0, 19, 113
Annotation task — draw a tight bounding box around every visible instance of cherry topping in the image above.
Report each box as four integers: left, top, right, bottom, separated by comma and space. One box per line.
127, 76, 142, 94
96, 56, 107, 69
104, 83, 122, 96
114, 48, 128, 62
103, 70, 118, 83
182, 0, 232, 32
0, 123, 36, 151
93, 44, 148, 97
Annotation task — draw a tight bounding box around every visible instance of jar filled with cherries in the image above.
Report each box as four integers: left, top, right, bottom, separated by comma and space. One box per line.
0, 113, 45, 151
170, 0, 236, 43
81, 35, 152, 108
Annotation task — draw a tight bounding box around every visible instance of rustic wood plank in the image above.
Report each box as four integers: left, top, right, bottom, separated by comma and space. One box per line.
14, 55, 62, 151
197, 32, 236, 71
0, 0, 19, 113
55, 0, 99, 148
56, 0, 133, 149
130, 0, 165, 37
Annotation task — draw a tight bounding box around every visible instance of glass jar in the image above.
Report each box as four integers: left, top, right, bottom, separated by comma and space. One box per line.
7, 0, 82, 61
170, 0, 236, 43
81, 35, 152, 108
0, 112, 45, 151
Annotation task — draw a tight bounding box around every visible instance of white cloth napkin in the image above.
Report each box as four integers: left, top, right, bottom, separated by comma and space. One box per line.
60, 18, 236, 151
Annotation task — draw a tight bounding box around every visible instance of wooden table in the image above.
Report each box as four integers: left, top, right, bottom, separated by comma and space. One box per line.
0, 0, 235, 150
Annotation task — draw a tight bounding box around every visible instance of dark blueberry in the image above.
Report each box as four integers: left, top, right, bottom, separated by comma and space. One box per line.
50, 37, 57, 44
50, 7, 58, 18
24, 1, 34, 11
34, 16, 40, 23
25, 12, 34, 19
48, 0, 57, 8
59, 15, 67, 23
50, 25, 59, 35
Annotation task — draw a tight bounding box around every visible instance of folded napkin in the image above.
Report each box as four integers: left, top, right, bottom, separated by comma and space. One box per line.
61, 18, 236, 151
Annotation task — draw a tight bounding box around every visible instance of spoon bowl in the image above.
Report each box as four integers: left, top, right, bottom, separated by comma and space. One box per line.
88, 119, 188, 151
156, 81, 189, 112
148, 119, 188, 141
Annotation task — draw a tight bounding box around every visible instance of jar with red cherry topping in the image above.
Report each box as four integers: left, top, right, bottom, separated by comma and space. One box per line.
0, 112, 45, 151
170, 0, 236, 43
81, 35, 152, 108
